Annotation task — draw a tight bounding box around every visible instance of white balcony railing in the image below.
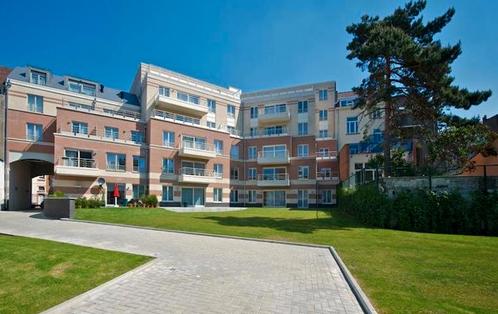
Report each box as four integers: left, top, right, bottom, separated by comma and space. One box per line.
316, 151, 338, 160
257, 150, 290, 164
179, 140, 217, 159
177, 167, 222, 183
55, 157, 99, 177
258, 110, 291, 125
62, 157, 95, 168
155, 93, 208, 116
256, 173, 290, 187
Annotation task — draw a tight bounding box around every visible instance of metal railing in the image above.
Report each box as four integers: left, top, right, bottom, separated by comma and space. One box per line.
246, 127, 288, 138
156, 93, 206, 108
65, 103, 141, 120
258, 150, 289, 159
179, 167, 221, 178
316, 172, 339, 180
107, 164, 126, 172
181, 139, 215, 152
257, 173, 289, 181
61, 157, 95, 168
316, 151, 338, 158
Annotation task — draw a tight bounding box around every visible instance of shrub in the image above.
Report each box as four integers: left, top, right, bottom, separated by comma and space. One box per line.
87, 197, 104, 208
140, 194, 158, 208
75, 197, 88, 208
50, 191, 65, 197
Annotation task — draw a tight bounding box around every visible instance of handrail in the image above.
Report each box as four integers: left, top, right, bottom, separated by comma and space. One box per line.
316, 151, 338, 158
257, 173, 289, 181
64, 103, 141, 120
61, 157, 95, 168
257, 150, 289, 159
181, 139, 215, 152
178, 167, 221, 178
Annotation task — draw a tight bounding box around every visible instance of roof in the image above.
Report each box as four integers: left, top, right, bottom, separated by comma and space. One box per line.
484, 114, 498, 132
7, 66, 139, 106
337, 91, 357, 99
0, 67, 12, 85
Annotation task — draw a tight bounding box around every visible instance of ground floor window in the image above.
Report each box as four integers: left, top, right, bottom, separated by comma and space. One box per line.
263, 191, 285, 207
132, 184, 147, 199
162, 186, 174, 201
322, 190, 333, 204
298, 190, 309, 208
213, 188, 222, 202
230, 190, 239, 203
107, 183, 125, 205
248, 190, 257, 203
182, 187, 205, 206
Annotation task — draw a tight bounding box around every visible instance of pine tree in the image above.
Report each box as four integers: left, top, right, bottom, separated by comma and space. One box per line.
346, 0, 492, 174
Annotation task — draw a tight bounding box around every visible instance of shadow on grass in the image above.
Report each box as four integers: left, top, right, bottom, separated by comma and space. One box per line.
198, 212, 359, 234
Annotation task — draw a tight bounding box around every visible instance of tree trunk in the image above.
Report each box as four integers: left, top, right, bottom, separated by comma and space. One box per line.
383, 57, 393, 177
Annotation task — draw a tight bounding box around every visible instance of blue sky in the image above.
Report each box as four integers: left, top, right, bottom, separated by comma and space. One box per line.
1, 0, 496, 118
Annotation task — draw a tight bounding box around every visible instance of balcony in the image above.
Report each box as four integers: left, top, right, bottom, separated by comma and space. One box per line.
257, 150, 290, 165
179, 140, 217, 159
155, 94, 208, 117
316, 172, 340, 184
177, 167, 222, 184
258, 110, 291, 126
256, 173, 290, 187
316, 151, 338, 160
54, 157, 99, 177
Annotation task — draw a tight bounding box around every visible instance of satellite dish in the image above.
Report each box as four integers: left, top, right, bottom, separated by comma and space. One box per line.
97, 177, 106, 186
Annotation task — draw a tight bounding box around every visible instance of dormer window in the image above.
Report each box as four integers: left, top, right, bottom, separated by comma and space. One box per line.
30, 70, 47, 85
68, 80, 96, 96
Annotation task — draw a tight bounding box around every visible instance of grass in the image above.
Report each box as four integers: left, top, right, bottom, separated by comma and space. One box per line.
76, 207, 498, 314
0, 235, 151, 314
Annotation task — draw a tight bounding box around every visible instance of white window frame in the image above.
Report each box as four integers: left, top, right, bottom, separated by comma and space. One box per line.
163, 131, 175, 147
298, 166, 310, 179
346, 117, 358, 134
71, 121, 88, 135
319, 89, 328, 101
213, 188, 223, 202
248, 146, 257, 160
319, 109, 328, 121
163, 158, 175, 174
26, 123, 43, 142
248, 190, 257, 203
298, 122, 308, 136
104, 126, 119, 140
162, 186, 174, 201
297, 144, 309, 157
247, 168, 257, 180
298, 101, 308, 113
27, 94, 43, 113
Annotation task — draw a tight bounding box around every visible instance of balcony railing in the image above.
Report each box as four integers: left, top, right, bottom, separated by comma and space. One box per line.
181, 140, 214, 152
256, 173, 290, 187
62, 157, 95, 168
245, 127, 288, 138
257, 150, 290, 164
155, 93, 208, 116
58, 128, 144, 145
179, 167, 221, 178
64, 103, 141, 120
316, 151, 338, 159
316, 172, 340, 184
258, 109, 291, 125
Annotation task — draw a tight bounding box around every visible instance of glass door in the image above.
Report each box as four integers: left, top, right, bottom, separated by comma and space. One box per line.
182, 188, 193, 207
275, 191, 286, 207
193, 188, 205, 206
298, 190, 309, 208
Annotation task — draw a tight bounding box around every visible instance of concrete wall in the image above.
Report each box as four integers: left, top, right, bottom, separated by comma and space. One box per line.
383, 175, 498, 198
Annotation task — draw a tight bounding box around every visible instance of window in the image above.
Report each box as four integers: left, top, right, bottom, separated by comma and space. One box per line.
163, 131, 175, 147
26, 123, 43, 141
247, 168, 257, 180
371, 109, 382, 119
322, 190, 333, 204
264, 125, 285, 136
248, 190, 257, 203
298, 122, 308, 136
207, 121, 216, 129
27, 94, 43, 113
250, 107, 258, 119
183, 136, 207, 150
133, 156, 146, 172
132, 185, 147, 199
319, 109, 328, 121
68, 80, 96, 96
131, 131, 144, 143
68, 102, 93, 111
346, 117, 358, 134
319, 168, 332, 178
162, 159, 175, 174
298, 166, 309, 179
262, 145, 287, 159
162, 186, 174, 201
298, 101, 308, 113
227, 126, 237, 135
71, 121, 88, 135
248, 146, 257, 160
38, 186, 45, 192
230, 168, 239, 180
319, 129, 329, 138
213, 164, 223, 177
177, 92, 199, 104
318, 148, 330, 158
340, 98, 357, 107
207, 99, 216, 113
297, 144, 309, 157
230, 190, 239, 203
214, 140, 223, 154
104, 127, 119, 140
319, 89, 328, 101
249, 128, 257, 137
106, 153, 126, 171
264, 104, 286, 114
373, 128, 383, 143
230, 145, 239, 159
30, 70, 47, 85
159, 86, 170, 97
227, 104, 235, 118
213, 188, 223, 202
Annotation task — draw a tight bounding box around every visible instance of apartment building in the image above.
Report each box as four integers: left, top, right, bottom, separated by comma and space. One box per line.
3, 63, 342, 210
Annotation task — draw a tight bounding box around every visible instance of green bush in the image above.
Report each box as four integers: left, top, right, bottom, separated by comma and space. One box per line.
75, 196, 104, 208
339, 185, 498, 236
140, 194, 158, 208
50, 191, 65, 197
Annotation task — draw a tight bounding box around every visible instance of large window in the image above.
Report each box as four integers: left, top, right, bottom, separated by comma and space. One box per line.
346, 117, 358, 134
104, 126, 119, 140
319, 89, 328, 101
298, 166, 310, 179
249, 127, 257, 137
131, 131, 144, 143
230, 145, 239, 159
298, 101, 308, 113
207, 99, 216, 113
319, 129, 329, 138
71, 121, 88, 135
318, 148, 330, 158
162, 186, 174, 201
159, 86, 170, 97
68, 80, 96, 96
322, 190, 333, 204
26, 123, 43, 141
298, 122, 308, 136
177, 91, 199, 104
262, 145, 287, 158
227, 104, 236, 118
182, 135, 207, 150
264, 104, 286, 114
132, 185, 147, 199
30, 70, 47, 85
247, 168, 257, 180
214, 139, 223, 155
230, 168, 239, 180
162, 159, 175, 174
248, 190, 257, 203
213, 188, 223, 202
133, 156, 146, 172
264, 125, 285, 136
27, 94, 43, 113
213, 164, 223, 177
163, 131, 175, 147
106, 153, 126, 171
297, 144, 309, 157
319, 109, 328, 121
248, 146, 257, 160
250, 107, 258, 119
230, 190, 239, 203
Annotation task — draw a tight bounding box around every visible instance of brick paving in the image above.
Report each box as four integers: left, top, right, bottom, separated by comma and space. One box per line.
0, 211, 363, 313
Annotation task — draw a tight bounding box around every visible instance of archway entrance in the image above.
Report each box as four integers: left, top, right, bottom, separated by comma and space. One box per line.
8, 159, 53, 210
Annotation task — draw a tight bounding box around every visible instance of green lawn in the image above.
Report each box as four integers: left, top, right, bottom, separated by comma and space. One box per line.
76, 207, 498, 314
0, 235, 151, 314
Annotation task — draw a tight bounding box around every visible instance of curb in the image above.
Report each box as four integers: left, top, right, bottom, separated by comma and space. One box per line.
62, 217, 377, 313
41, 259, 159, 314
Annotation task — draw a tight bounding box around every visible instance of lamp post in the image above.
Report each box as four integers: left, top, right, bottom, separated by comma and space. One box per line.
2, 79, 11, 210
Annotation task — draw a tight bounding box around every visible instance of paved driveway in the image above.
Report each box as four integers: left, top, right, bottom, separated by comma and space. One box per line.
0, 211, 363, 314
